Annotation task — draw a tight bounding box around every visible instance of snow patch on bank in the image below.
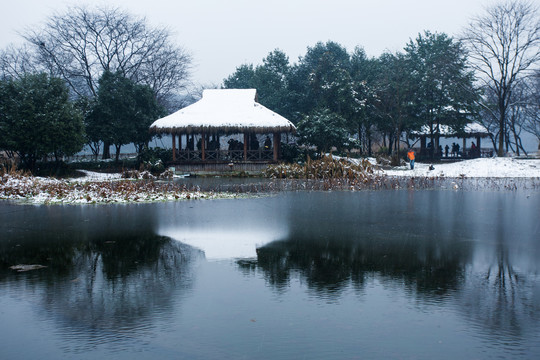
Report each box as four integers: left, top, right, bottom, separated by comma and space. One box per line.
382, 158, 540, 178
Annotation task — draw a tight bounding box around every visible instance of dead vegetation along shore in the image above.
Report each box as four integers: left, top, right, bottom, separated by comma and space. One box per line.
1, 159, 538, 205
260, 156, 539, 191
0, 168, 236, 204
214, 176, 538, 194
264, 155, 376, 181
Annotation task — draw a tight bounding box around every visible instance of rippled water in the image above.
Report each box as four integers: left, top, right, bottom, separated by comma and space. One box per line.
1, 187, 539, 359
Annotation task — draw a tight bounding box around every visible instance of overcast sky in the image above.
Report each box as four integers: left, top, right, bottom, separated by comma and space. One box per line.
1, 0, 493, 86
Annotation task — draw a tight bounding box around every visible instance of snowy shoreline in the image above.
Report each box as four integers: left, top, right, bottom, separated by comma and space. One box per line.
0, 170, 241, 205
1, 158, 538, 205
381, 157, 540, 178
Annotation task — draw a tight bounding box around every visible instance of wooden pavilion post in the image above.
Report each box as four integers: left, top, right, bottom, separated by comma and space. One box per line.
463, 138, 466, 157
178, 134, 182, 153
172, 133, 176, 162
243, 133, 248, 161
201, 132, 206, 161
273, 132, 280, 161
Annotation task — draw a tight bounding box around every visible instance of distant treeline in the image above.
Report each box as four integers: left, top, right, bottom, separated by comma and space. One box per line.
223, 1, 540, 158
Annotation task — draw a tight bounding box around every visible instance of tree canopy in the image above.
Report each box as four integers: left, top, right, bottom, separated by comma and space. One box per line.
224, 50, 293, 120
0, 73, 85, 169
87, 71, 163, 161
224, 37, 480, 158
405, 31, 479, 152
297, 109, 349, 155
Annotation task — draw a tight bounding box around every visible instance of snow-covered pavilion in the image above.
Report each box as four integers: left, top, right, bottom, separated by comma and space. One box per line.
412, 122, 492, 158
150, 89, 296, 169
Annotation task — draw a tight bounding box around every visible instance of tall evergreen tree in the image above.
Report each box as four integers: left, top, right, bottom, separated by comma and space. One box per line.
290, 41, 353, 116
372, 52, 416, 158
87, 71, 162, 161
223, 50, 293, 119
0, 73, 84, 169
405, 31, 479, 154
223, 64, 257, 89
253, 50, 292, 119
348, 47, 378, 155
297, 109, 349, 156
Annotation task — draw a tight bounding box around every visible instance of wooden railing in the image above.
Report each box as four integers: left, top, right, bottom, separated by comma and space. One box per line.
176, 149, 274, 162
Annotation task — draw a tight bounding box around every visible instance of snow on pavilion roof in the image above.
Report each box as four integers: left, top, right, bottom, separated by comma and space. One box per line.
150, 89, 296, 135
412, 122, 491, 137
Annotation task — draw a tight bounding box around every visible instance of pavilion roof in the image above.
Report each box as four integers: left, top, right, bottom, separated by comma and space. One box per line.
412, 122, 491, 138
150, 89, 296, 135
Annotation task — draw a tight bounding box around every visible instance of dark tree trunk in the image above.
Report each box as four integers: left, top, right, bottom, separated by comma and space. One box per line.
367, 129, 372, 157
102, 141, 111, 159
498, 99, 505, 157
115, 144, 121, 162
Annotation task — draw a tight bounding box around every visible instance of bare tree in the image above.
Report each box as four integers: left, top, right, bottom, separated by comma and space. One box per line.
0, 44, 41, 80
522, 72, 540, 149
23, 5, 192, 108
18, 5, 192, 159
462, 1, 540, 156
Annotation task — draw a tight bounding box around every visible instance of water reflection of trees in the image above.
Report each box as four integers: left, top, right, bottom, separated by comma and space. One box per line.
238, 232, 540, 341
457, 196, 540, 340
456, 246, 540, 342
1, 223, 202, 349
237, 190, 540, 340
238, 234, 471, 300
44, 234, 201, 341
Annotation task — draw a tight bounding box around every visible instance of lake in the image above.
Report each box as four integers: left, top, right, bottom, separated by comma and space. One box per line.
1, 188, 539, 359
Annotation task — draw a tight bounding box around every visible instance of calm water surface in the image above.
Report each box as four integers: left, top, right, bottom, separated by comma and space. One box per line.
1, 188, 539, 359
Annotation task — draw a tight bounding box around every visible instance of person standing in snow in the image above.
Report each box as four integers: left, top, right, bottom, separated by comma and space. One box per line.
407, 149, 415, 170
445, 144, 449, 158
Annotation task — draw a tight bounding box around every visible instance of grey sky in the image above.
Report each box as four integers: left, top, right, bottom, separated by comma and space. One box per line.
1, 0, 490, 85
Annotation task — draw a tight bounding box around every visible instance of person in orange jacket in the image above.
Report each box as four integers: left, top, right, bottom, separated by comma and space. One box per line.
407, 149, 415, 170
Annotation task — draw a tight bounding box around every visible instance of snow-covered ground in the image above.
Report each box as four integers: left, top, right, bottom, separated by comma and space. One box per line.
381, 157, 540, 178
0, 170, 236, 205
